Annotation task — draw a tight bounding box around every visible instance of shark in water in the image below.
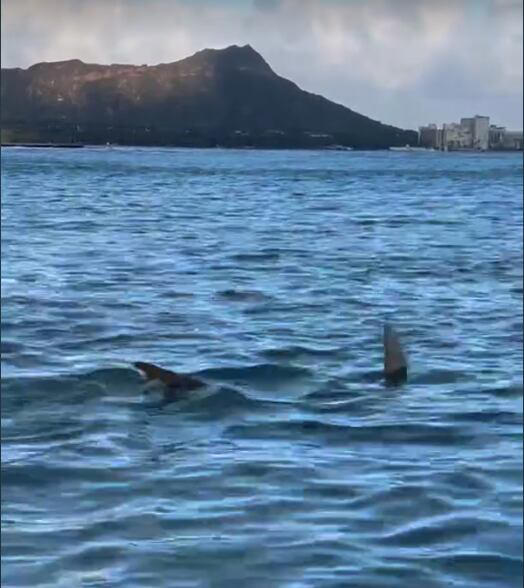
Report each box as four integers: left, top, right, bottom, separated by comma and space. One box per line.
383, 324, 408, 385
133, 324, 408, 400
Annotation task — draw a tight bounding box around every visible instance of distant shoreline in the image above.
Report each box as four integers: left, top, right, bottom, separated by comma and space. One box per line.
1, 143, 85, 148
2, 143, 521, 153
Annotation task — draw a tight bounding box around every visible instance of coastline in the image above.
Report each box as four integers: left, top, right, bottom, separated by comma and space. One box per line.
2, 143, 521, 152
1, 143, 85, 148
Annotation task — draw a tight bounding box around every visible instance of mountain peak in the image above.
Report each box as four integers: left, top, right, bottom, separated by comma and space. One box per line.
189, 44, 274, 75
28, 58, 85, 71
1, 45, 417, 148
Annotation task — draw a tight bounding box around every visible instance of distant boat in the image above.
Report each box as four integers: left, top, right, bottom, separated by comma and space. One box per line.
389, 145, 435, 152
324, 144, 354, 151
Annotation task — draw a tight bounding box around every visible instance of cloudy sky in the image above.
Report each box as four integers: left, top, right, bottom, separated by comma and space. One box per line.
2, 0, 522, 130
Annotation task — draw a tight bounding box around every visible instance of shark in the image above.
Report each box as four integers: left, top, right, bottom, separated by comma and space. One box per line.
383, 323, 408, 385
134, 323, 408, 399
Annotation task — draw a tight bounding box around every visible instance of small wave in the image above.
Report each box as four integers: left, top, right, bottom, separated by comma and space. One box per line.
197, 363, 312, 384
2, 422, 89, 448
482, 384, 523, 397
242, 300, 327, 316
378, 515, 505, 547
182, 386, 262, 415
429, 552, 523, 582
260, 344, 341, 360
1, 366, 142, 406
432, 469, 494, 493
303, 378, 377, 408
225, 420, 472, 446
308, 204, 342, 212
230, 251, 281, 263
445, 410, 522, 425
82, 366, 143, 387
348, 484, 451, 514
2, 461, 130, 487
158, 290, 194, 299
411, 369, 470, 385
353, 217, 377, 226
343, 370, 385, 384
216, 288, 273, 303
1, 373, 88, 403
308, 397, 378, 416
0, 340, 25, 354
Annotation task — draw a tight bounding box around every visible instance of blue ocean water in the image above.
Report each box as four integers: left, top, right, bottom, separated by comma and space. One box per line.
1, 146, 522, 588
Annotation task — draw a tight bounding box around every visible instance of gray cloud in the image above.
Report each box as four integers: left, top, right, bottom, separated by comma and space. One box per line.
1, 0, 522, 129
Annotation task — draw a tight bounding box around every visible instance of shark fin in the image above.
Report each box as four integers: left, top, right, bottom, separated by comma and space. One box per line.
134, 361, 204, 392
383, 324, 408, 385
134, 361, 184, 387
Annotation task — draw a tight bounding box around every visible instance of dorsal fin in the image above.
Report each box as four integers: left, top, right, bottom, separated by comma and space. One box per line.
134, 361, 185, 386
134, 361, 204, 391
383, 324, 408, 385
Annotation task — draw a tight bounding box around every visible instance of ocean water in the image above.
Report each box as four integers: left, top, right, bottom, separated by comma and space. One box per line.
1, 146, 522, 588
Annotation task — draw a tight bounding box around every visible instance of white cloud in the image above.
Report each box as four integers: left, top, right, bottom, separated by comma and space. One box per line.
1, 0, 522, 129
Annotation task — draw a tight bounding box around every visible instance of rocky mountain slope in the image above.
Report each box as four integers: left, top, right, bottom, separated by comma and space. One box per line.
1, 44, 417, 148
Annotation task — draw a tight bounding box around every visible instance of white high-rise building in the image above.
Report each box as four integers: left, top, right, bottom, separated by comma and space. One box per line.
459, 116, 489, 150
442, 122, 472, 150
472, 115, 489, 150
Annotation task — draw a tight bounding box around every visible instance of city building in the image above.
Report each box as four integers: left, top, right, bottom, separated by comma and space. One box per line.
460, 116, 489, 150
502, 131, 523, 150
489, 125, 506, 149
419, 115, 522, 151
418, 124, 441, 149
442, 121, 474, 150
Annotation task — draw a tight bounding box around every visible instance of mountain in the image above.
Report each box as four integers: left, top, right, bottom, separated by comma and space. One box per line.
1, 44, 417, 148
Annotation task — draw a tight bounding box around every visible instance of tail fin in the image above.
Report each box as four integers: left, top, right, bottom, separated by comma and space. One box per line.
383, 324, 408, 385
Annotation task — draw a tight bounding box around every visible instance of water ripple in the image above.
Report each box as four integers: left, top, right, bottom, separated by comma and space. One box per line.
1, 147, 522, 587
